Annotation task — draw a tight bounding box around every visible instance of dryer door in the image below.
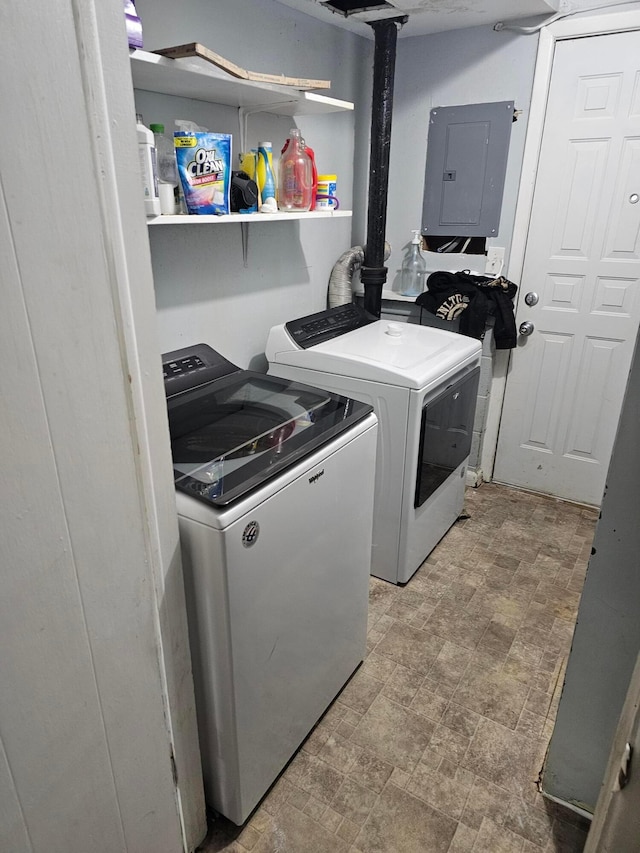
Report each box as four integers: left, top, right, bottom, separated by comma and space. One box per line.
415, 367, 480, 508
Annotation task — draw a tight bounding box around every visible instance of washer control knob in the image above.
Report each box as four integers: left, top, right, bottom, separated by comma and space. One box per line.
386, 323, 403, 337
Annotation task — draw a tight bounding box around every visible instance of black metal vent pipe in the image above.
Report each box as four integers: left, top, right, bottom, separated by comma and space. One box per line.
361, 16, 407, 318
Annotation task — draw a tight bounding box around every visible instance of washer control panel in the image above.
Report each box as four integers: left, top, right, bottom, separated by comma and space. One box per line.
163, 354, 206, 379
161, 343, 239, 397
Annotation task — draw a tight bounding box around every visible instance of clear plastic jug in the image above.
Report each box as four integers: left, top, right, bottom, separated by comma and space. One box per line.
278, 129, 314, 212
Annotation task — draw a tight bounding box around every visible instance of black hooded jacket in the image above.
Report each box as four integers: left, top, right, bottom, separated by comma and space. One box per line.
416, 271, 518, 349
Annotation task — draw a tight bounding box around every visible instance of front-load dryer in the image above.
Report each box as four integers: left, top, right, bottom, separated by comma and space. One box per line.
266, 304, 482, 585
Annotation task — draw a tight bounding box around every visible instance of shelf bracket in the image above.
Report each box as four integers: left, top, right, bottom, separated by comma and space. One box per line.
238, 103, 297, 155
241, 221, 249, 267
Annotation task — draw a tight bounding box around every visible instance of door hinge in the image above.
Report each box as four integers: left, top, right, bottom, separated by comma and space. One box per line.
613, 742, 632, 792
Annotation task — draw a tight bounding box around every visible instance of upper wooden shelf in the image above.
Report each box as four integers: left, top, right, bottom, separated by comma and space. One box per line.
130, 50, 354, 116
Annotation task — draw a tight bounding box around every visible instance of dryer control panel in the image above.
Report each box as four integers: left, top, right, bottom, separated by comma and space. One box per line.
285, 304, 376, 349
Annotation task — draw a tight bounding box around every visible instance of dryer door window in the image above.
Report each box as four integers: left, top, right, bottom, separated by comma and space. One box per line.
415, 367, 480, 508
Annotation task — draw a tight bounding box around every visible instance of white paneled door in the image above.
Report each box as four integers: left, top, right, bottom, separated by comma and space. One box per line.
494, 29, 640, 506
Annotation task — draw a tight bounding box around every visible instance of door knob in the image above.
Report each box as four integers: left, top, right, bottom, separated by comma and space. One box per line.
519, 321, 534, 336
524, 292, 539, 306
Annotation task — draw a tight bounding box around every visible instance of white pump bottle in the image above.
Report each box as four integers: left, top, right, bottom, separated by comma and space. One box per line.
399, 230, 427, 297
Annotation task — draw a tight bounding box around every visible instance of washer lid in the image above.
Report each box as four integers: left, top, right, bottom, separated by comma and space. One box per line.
276, 320, 482, 388
167, 370, 373, 507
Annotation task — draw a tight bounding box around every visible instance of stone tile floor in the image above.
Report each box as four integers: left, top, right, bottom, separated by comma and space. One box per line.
199, 483, 598, 853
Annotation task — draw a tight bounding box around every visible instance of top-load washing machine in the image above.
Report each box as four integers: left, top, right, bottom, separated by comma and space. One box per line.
266, 304, 482, 585
162, 343, 377, 824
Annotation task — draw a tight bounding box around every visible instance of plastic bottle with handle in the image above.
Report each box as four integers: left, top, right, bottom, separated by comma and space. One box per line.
278, 129, 314, 212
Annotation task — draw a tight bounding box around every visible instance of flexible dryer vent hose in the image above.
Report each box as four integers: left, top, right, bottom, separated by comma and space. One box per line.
328, 242, 391, 308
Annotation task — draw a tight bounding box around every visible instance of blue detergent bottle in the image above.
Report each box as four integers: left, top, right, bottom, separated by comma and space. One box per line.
256, 141, 277, 212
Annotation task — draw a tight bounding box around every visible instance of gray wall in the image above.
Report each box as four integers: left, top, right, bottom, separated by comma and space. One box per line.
134, 0, 370, 370
386, 24, 539, 289
133, 2, 539, 377
543, 328, 640, 812
133, 3, 539, 477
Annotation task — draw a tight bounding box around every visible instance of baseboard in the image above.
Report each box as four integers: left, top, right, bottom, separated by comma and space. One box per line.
540, 790, 593, 822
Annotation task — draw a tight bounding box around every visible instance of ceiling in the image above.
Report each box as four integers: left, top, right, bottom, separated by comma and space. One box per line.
274, 0, 565, 38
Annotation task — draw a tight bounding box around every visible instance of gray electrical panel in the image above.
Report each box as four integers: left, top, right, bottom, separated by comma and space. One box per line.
421, 101, 514, 238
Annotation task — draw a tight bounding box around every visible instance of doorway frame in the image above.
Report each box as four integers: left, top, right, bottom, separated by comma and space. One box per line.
483, 4, 640, 484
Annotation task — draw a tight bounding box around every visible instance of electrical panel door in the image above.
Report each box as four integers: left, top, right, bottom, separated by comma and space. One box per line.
421, 101, 514, 238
